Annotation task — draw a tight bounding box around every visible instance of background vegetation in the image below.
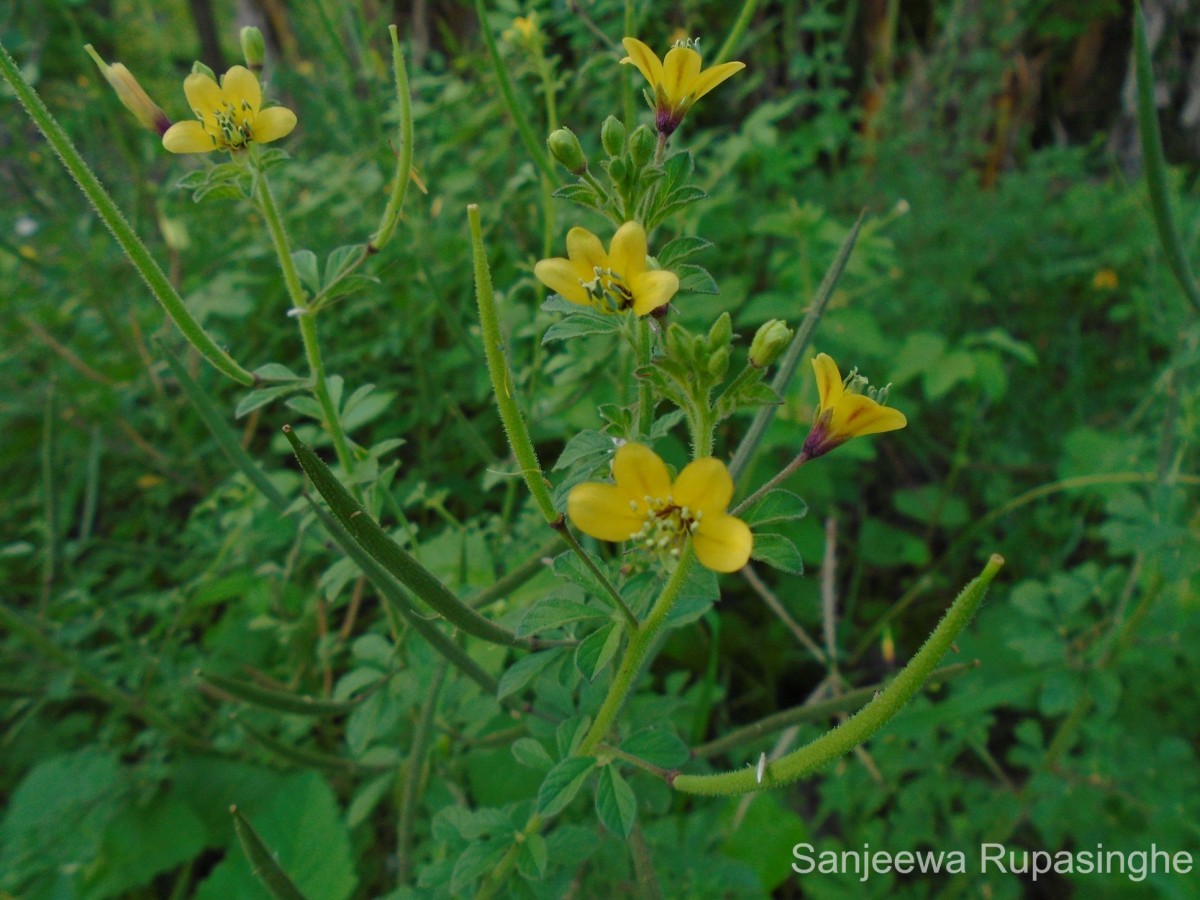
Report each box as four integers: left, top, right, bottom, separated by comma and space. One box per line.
1, 0, 1197, 897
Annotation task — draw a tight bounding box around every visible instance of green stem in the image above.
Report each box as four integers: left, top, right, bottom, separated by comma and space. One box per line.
578, 551, 695, 755
255, 162, 356, 478
732, 450, 809, 516
474, 812, 544, 900
727, 212, 862, 482
714, 0, 760, 65
636, 317, 654, 437
473, 0, 557, 182
0, 39, 253, 385
468, 206, 638, 626
1133, 5, 1200, 315
370, 25, 414, 252
466, 536, 559, 608
672, 555, 1004, 795
397, 660, 448, 884
468, 204, 557, 521
691, 661, 977, 759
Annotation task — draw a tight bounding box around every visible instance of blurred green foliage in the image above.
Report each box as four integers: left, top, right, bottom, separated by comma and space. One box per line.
1, 0, 1197, 897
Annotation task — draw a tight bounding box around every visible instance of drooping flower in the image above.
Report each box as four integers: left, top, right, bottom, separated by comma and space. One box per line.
162, 65, 296, 154
802, 353, 907, 459
568, 443, 752, 573
534, 221, 679, 316
621, 37, 745, 137
85, 44, 171, 136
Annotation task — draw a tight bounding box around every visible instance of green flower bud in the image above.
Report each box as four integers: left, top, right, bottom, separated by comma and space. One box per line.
707, 312, 733, 351
629, 124, 656, 168
707, 346, 730, 378
601, 116, 626, 156
607, 156, 628, 185
240, 26, 266, 69
749, 319, 794, 368
666, 322, 691, 364
547, 127, 587, 175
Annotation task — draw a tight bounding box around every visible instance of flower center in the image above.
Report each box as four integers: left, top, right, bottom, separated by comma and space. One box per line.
629, 494, 701, 560
582, 266, 635, 313
202, 97, 254, 149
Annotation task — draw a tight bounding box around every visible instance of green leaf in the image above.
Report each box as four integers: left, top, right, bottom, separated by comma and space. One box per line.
496, 648, 565, 700
923, 349, 975, 399
594, 766, 637, 838
665, 563, 719, 628
538, 756, 595, 816
324, 244, 365, 285
291, 250, 320, 297
750, 533, 804, 574
742, 490, 808, 528
231, 807, 309, 900
511, 737, 555, 771
517, 598, 608, 637
553, 183, 602, 209
551, 551, 614, 602
657, 235, 712, 268
253, 362, 303, 383
620, 727, 691, 768
517, 832, 549, 880
450, 839, 509, 896
542, 310, 623, 343
574, 620, 621, 680
552, 430, 614, 472
235, 383, 307, 418
676, 263, 719, 295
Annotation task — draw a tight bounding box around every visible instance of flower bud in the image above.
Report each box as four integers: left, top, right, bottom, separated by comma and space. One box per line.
707, 312, 732, 351
629, 124, 656, 168
707, 346, 730, 378
547, 127, 586, 175
240, 26, 266, 69
607, 156, 628, 185
601, 116, 626, 156
749, 319, 793, 368
84, 44, 171, 135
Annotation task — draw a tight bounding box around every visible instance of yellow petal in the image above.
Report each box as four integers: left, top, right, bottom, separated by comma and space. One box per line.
565, 226, 606, 268
691, 60, 745, 101
534, 258, 590, 305
568, 482, 644, 542
162, 120, 217, 153
608, 221, 647, 280
672, 457, 734, 517
812, 352, 844, 413
621, 37, 663, 88
221, 65, 262, 116
252, 105, 297, 143
661, 46, 702, 103
829, 394, 908, 439
630, 270, 679, 316
693, 514, 752, 572
182, 71, 222, 122
613, 443, 671, 502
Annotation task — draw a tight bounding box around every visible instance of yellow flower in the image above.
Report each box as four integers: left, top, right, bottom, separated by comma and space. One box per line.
162, 65, 296, 154
621, 37, 745, 136
512, 16, 537, 40
534, 221, 679, 316
1092, 268, 1118, 290
568, 443, 752, 573
802, 353, 907, 459
85, 45, 171, 135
